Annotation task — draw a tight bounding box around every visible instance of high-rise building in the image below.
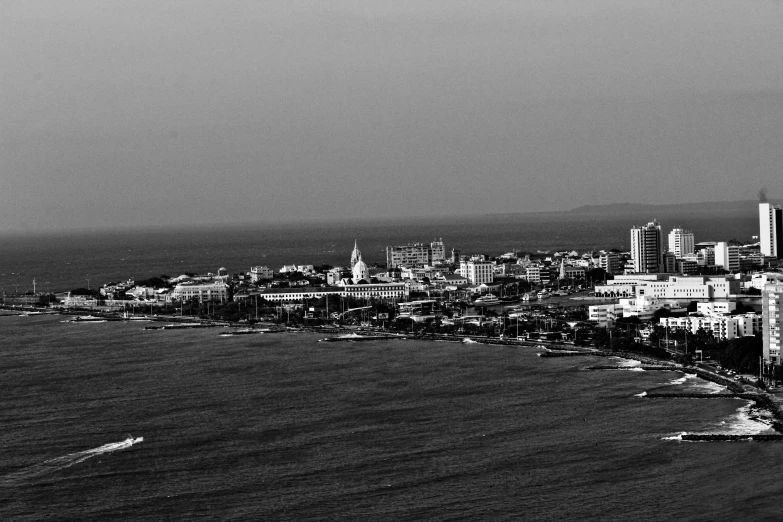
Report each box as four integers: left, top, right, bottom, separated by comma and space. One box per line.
430, 239, 446, 264
759, 203, 783, 259
714, 242, 740, 272
762, 282, 783, 364
386, 241, 444, 268
630, 221, 662, 273
662, 252, 677, 274
598, 252, 620, 274
668, 228, 694, 258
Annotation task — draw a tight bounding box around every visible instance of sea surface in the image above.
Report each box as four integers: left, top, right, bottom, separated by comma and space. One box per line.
2, 315, 783, 521
0, 207, 761, 293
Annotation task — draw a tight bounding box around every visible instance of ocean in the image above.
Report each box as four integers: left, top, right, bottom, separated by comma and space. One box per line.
2, 315, 782, 521
0, 207, 760, 294
2, 208, 776, 520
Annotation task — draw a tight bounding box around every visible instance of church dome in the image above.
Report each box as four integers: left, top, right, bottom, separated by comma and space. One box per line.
352, 257, 369, 282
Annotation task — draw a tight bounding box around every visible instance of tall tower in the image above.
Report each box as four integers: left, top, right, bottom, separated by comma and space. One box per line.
350, 240, 362, 269
630, 221, 662, 273
759, 203, 783, 259
763, 282, 783, 364
668, 228, 694, 258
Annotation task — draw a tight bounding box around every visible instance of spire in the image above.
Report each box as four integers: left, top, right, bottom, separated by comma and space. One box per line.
350, 240, 362, 269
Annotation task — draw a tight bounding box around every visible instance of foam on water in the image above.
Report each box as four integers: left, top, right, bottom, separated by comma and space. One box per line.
694, 381, 726, 394
662, 432, 687, 441
663, 403, 774, 441
717, 403, 773, 435
1, 436, 143, 486
611, 357, 642, 368
666, 372, 698, 386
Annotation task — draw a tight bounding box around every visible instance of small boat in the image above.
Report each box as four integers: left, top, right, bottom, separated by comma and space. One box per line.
474, 294, 501, 306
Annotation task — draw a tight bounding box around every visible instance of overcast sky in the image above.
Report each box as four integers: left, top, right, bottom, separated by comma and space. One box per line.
2, 1, 782, 232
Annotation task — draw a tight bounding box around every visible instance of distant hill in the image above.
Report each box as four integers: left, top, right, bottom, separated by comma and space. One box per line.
568, 200, 782, 214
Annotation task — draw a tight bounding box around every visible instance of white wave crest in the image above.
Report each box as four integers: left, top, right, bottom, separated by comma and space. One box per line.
612, 357, 642, 368
1, 436, 143, 486
662, 432, 687, 441
667, 373, 698, 386
695, 381, 726, 394
718, 403, 773, 435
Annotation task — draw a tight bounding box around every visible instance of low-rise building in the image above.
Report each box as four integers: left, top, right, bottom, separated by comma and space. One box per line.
170, 281, 230, 302
250, 266, 274, 282
259, 283, 408, 303
661, 313, 760, 340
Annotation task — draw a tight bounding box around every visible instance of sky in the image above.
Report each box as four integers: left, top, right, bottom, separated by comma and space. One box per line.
1, 0, 782, 232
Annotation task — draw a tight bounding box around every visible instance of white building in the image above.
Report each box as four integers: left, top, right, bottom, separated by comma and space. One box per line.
748, 273, 783, 291
635, 276, 738, 299
259, 283, 408, 303
631, 221, 662, 273
661, 313, 760, 341
250, 266, 274, 283
588, 296, 683, 325
668, 228, 695, 258
714, 242, 740, 272
459, 261, 494, 285
759, 203, 783, 259
588, 303, 624, 326
696, 301, 736, 315
763, 282, 783, 364
170, 281, 230, 302
524, 266, 541, 283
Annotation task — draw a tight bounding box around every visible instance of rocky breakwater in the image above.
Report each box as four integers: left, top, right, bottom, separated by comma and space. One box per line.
681, 434, 783, 441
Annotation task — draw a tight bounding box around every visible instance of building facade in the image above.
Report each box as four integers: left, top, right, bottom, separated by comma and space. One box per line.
759, 203, 783, 259
631, 221, 662, 273
170, 281, 230, 302
459, 261, 494, 285
763, 283, 783, 364
386, 243, 433, 268
668, 228, 695, 258
714, 242, 740, 272
250, 266, 274, 282
661, 313, 760, 341
259, 283, 408, 303
599, 252, 620, 274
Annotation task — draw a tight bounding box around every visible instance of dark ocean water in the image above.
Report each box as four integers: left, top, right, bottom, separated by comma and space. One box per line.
0, 208, 760, 293
2, 315, 782, 521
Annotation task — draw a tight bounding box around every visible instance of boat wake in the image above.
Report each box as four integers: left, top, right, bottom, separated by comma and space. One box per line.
1, 436, 143, 486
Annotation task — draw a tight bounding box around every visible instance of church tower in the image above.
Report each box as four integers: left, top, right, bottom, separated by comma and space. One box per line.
350, 240, 362, 269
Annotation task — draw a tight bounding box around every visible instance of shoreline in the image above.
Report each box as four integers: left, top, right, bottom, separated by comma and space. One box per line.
13, 308, 783, 440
